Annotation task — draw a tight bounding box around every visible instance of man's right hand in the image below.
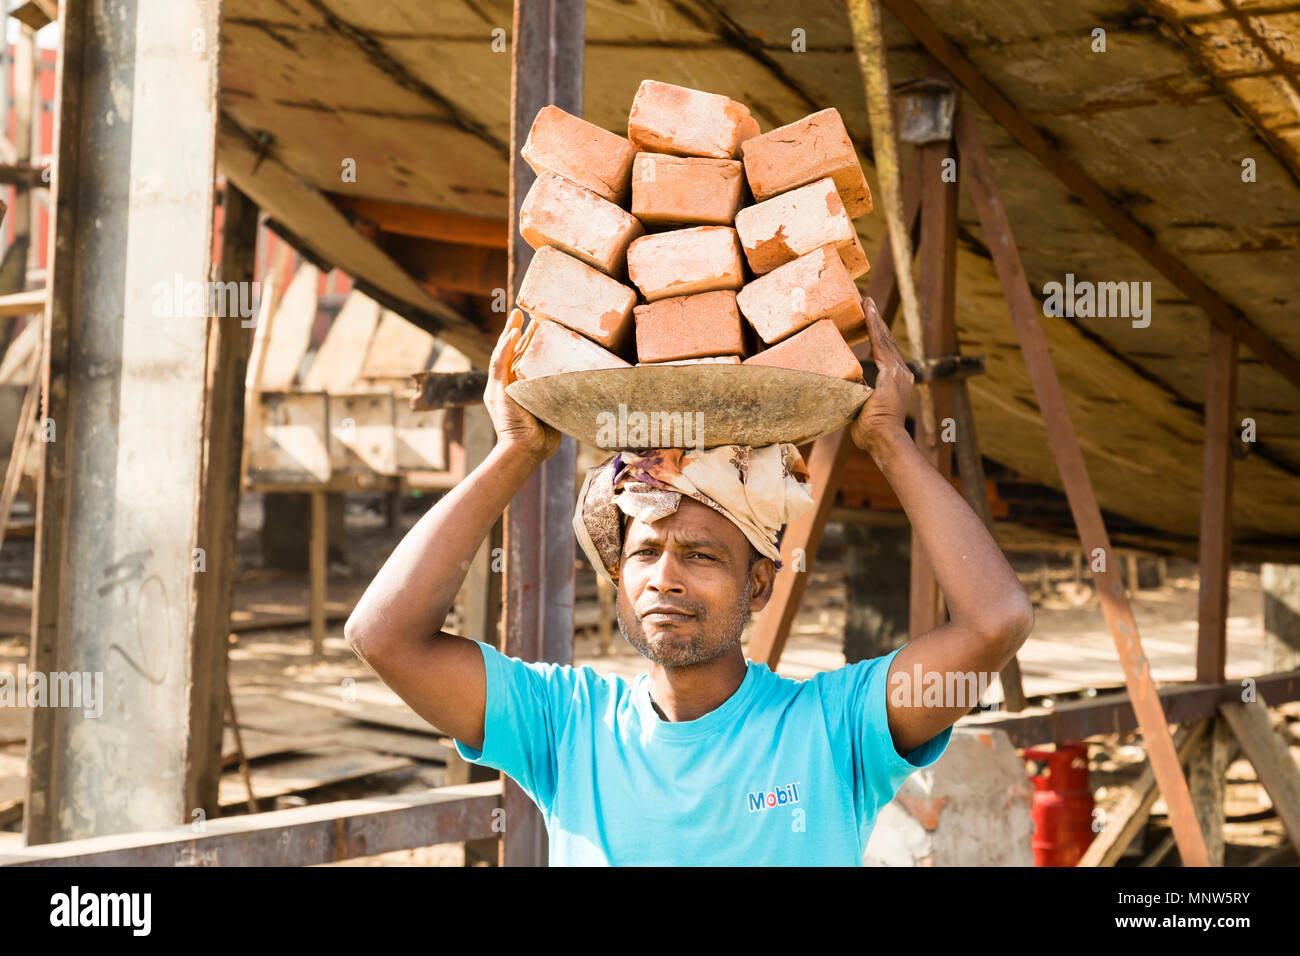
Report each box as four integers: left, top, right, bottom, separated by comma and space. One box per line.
486, 308, 562, 463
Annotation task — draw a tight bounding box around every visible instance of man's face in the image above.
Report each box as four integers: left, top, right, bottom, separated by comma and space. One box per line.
616, 497, 775, 668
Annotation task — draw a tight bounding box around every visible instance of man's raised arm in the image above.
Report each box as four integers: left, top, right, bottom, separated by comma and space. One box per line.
344, 309, 559, 750
848, 297, 1035, 756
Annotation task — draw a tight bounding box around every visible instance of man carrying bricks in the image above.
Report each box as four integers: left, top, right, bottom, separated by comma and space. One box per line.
345, 297, 1034, 866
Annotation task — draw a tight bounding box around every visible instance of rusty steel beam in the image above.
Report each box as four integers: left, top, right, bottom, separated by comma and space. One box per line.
877, 0, 1300, 393
1197, 324, 1237, 683
500, 0, 585, 869
960, 669, 1300, 749
753, 153, 922, 669
957, 106, 1210, 866
0, 783, 502, 867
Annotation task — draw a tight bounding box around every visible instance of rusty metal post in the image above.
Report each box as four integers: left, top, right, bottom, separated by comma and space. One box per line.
502, 0, 583, 867
956, 106, 1210, 866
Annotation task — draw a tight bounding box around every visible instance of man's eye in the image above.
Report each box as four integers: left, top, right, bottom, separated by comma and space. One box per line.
690, 552, 714, 560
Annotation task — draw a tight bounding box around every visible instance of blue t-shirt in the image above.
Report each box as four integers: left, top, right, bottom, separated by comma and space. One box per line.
452, 640, 952, 865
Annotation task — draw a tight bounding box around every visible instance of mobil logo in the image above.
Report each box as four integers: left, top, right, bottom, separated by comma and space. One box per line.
746, 781, 801, 812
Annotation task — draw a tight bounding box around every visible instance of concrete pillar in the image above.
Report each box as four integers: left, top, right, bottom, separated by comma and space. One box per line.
864, 727, 1035, 866
28, 0, 223, 843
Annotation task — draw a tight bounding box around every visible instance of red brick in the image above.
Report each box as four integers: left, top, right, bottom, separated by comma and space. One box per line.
517, 246, 637, 352
741, 108, 873, 217
511, 319, 633, 381
626, 226, 744, 302
636, 355, 743, 366
522, 106, 638, 205
630, 153, 744, 226
736, 246, 864, 344
628, 80, 757, 160
519, 172, 643, 275
633, 290, 746, 363
741, 318, 864, 382
734, 177, 868, 278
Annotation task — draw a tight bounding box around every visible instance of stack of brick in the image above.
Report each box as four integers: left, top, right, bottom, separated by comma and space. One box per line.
510, 81, 874, 385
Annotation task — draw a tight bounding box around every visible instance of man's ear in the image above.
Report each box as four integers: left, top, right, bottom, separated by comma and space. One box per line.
747, 556, 777, 612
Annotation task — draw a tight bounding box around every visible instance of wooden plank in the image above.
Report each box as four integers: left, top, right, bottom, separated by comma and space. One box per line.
239, 242, 291, 490
302, 291, 382, 391
330, 195, 508, 248
877, 0, 1300, 392
0, 347, 40, 553
0, 317, 39, 383
1219, 698, 1300, 857
1080, 721, 1207, 867
957, 105, 1210, 867
0, 782, 501, 867
260, 264, 319, 389
329, 726, 450, 763
188, 181, 261, 818
389, 237, 508, 298
220, 727, 331, 767
361, 310, 436, 378
310, 490, 327, 658
394, 404, 448, 472
1188, 715, 1231, 866
217, 746, 412, 808
1197, 323, 1237, 683
0, 290, 46, 317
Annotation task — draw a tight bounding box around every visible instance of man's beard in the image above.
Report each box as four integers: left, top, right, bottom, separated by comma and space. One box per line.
617, 578, 753, 668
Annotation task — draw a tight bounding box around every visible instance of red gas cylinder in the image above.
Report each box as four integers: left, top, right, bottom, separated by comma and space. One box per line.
1022, 743, 1095, 866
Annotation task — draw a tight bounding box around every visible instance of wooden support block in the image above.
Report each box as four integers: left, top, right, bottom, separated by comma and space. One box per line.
741, 107, 873, 217
302, 291, 382, 391
734, 178, 868, 278
248, 391, 331, 485
328, 392, 397, 475
517, 245, 637, 352
522, 105, 637, 204
630, 153, 744, 226
626, 225, 744, 301
627, 80, 758, 160
260, 264, 319, 389
518, 172, 643, 276
394, 404, 448, 472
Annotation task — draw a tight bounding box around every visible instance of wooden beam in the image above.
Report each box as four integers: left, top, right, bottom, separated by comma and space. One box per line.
7, 1, 56, 31
330, 195, 507, 249
501, 0, 585, 868
1079, 721, 1208, 867
0, 783, 501, 866
1219, 698, 1300, 858
753, 152, 921, 668
310, 490, 327, 658
187, 182, 260, 819
386, 236, 508, 298
877, 0, 1300, 392
217, 113, 493, 366
0, 290, 46, 316
956, 106, 1210, 867
1197, 324, 1237, 683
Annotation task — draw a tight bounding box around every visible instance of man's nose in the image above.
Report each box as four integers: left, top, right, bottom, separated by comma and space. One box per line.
646, 552, 685, 593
